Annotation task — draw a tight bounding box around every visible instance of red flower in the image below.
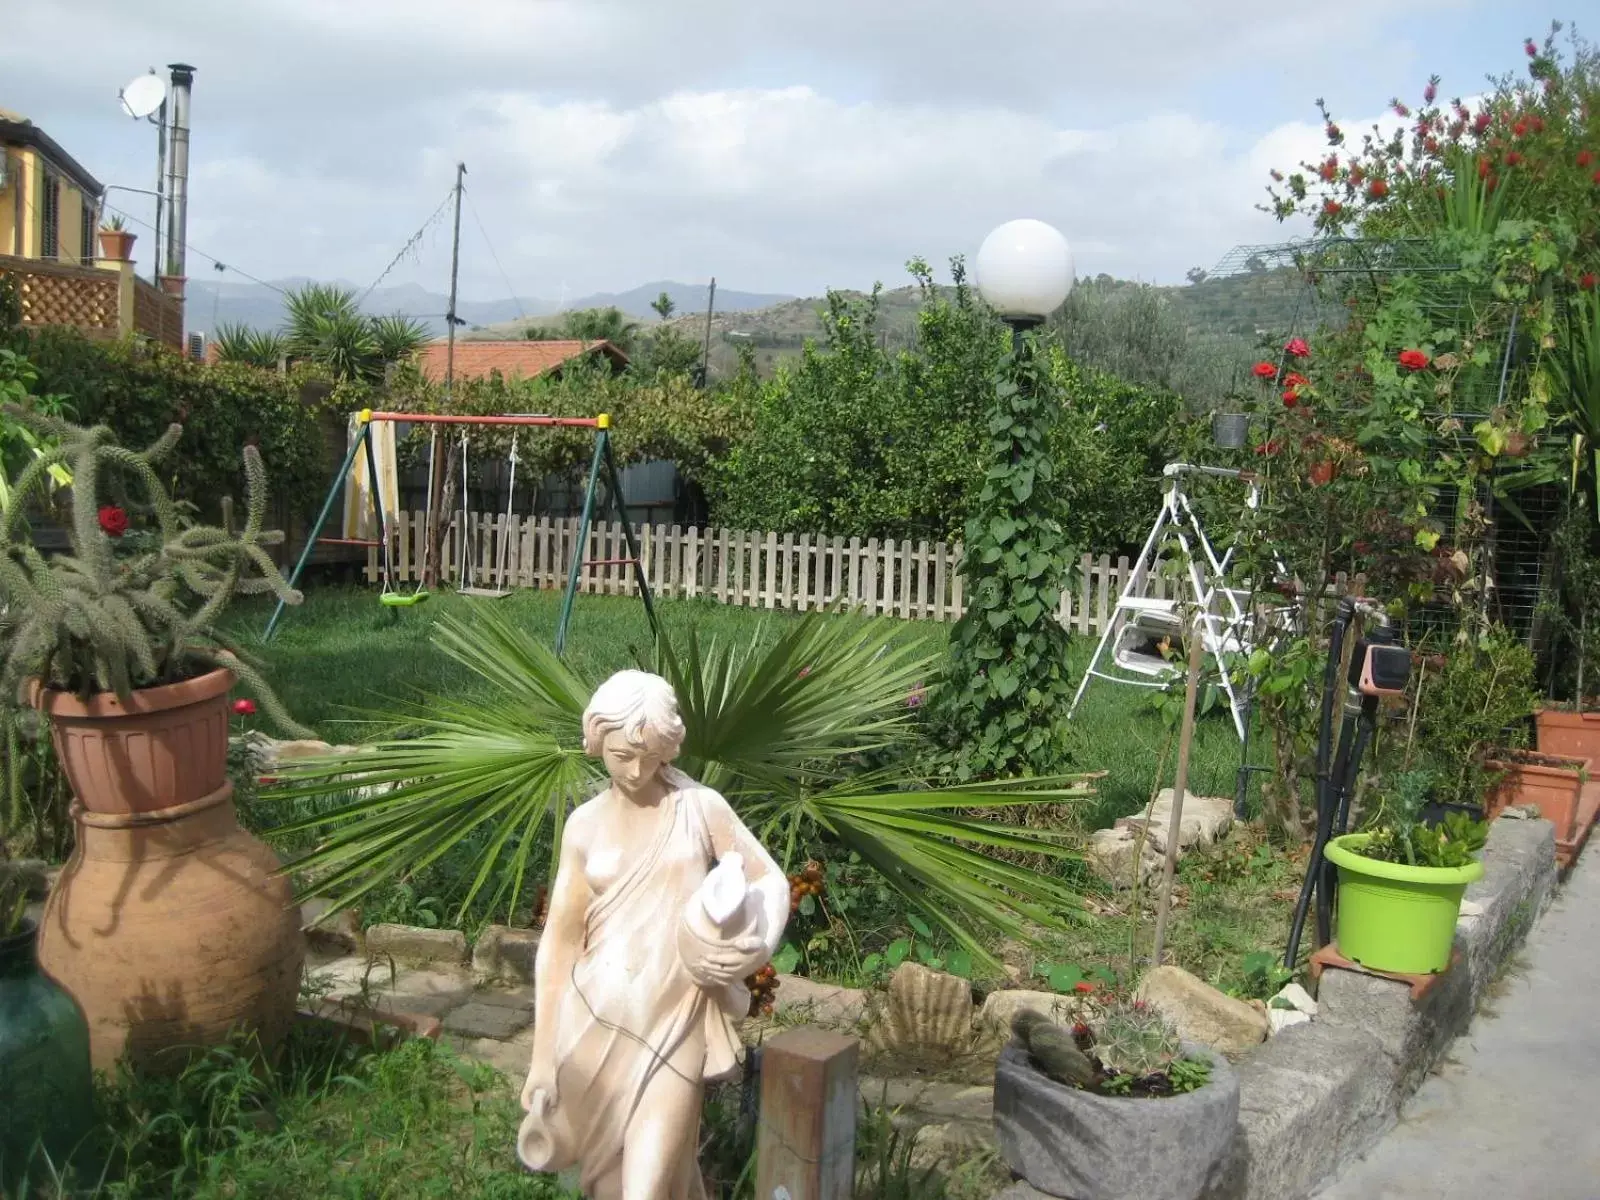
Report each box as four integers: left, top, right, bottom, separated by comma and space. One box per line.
232, 698, 257, 716
1284, 338, 1311, 359
1284, 372, 1310, 388
1367, 179, 1389, 199
97, 506, 128, 538
1506, 151, 1523, 167
1398, 349, 1430, 371
1592, 169, 1600, 186
1513, 120, 1528, 138
1322, 199, 1342, 216
1478, 157, 1492, 179
1578, 150, 1594, 168
1254, 439, 1281, 458
797, 666, 812, 679
1073, 981, 1095, 994
1582, 274, 1598, 291
1131, 1000, 1147, 1012
257, 776, 280, 786
1318, 157, 1338, 182
1072, 1022, 1091, 1037
1252, 361, 1277, 379
1423, 82, 1438, 104
1473, 112, 1492, 135
1308, 461, 1337, 487
1392, 101, 1410, 118
1282, 390, 1300, 408
1526, 39, 1538, 57
1325, 122, 1342, 144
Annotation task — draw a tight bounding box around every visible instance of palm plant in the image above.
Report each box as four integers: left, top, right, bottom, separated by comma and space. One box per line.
370, 314, 430, 365
1551, 290, 1600, 515
211, 323, 288, 369
268, 607, 1092, 973
282, 284, 378, 381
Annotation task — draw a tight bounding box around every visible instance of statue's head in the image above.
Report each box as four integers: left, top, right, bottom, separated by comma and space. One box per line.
582, 670, 686, 797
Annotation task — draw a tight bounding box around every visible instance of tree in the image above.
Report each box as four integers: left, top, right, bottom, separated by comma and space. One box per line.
1186, 267, 1210, 285
280, 285, 429, 382
526, 307, 641, 356
650, 291, 676, 321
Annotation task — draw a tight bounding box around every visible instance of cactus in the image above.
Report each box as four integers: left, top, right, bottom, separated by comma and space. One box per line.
0, 404, 310, 736
1012, 1009, 1097, 1089
1094, 999, 1182, 1078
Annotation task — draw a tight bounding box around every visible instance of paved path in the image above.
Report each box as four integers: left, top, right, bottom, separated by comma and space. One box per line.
1319, 852, 1600, 1199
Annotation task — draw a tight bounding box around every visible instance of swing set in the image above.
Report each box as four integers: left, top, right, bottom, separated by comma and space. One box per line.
263, 409, 658, 656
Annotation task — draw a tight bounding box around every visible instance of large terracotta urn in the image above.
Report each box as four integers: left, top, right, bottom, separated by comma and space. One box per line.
33, 668, 304, 1073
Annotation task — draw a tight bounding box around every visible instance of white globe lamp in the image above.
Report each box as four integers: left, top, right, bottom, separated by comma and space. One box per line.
975, 219, 1075, 324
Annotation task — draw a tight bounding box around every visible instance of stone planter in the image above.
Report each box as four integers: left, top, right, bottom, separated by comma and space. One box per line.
993, 1040, 1239, 1200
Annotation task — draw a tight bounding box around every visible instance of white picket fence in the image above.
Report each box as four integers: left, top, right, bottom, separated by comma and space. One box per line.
362, 512, 1190, 632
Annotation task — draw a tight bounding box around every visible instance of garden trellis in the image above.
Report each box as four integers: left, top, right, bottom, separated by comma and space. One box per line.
263, 409, 658, 654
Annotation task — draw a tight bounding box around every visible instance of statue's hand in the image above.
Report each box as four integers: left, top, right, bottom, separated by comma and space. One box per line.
688, 934, 767, 989
521, 1061, 558, 1115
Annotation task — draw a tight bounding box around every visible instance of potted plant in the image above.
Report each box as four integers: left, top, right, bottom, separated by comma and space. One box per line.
0, 403, 312, 1073
95, 215, 135, 263
1533, 504, 1600, 768
1323, 801, 1487, 976
1483, 749, 1587, 843
993, 1001, 1239, 1200
0, 872, 95, 1193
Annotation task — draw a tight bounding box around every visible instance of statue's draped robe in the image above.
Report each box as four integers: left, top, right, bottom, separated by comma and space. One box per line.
517, 780, 745, 1197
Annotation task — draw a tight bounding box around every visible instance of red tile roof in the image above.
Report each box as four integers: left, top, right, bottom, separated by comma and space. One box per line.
415, 339, 627, 382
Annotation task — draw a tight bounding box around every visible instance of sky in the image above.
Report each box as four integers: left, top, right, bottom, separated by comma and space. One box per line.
0, 0, 1560, 305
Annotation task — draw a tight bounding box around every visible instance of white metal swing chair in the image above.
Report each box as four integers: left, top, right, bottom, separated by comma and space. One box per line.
1067, 463, 1269, 742
455, 431, 520, 598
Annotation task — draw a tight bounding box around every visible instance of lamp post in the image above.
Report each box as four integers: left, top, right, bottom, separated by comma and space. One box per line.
974, 218, 1075, 333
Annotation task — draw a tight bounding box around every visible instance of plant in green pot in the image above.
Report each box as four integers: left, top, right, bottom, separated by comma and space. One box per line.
1324, 771, 1489, 976
0, 403, 313, 1074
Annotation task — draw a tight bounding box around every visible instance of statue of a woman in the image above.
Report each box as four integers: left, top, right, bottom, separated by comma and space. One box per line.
517, 670, 789, 1198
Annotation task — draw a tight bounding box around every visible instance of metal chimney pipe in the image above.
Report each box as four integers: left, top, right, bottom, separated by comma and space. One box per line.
163, 63, 195, 282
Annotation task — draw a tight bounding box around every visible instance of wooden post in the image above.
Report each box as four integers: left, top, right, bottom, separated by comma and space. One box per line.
756, 1027, 858, 1200
1151, 612, 1205, 965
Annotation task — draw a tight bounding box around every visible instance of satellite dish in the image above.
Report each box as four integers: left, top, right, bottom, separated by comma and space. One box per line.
119, 73, 166, 120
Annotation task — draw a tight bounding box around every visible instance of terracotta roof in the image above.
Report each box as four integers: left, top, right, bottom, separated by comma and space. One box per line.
415, 339, 628, 382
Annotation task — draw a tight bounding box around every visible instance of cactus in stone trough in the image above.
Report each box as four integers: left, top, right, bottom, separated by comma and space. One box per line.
1012, 1009, 1097, 1089
1095, 999, 1183, 1079
0, 404, 310, 736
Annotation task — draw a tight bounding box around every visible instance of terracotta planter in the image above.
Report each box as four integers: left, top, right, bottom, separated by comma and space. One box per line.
37, 786, 304, 1074
32, 668, 233, 816
1484, 753, 1587, 842
96, 228, 135, 262
1534, 708, 1600, 770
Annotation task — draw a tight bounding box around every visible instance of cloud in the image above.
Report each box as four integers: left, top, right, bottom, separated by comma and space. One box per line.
0, 0, 1481, 300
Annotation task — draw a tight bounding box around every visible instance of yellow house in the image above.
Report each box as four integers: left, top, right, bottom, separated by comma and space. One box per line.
0, 108, 102, 264
0, 107, 182, 349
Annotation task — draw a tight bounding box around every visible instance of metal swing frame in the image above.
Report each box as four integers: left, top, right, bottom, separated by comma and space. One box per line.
263, 409, 658, 656
1067, 463, 1266, 741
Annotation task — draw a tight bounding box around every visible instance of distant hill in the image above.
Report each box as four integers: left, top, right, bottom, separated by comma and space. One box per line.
185, 278, 794, 340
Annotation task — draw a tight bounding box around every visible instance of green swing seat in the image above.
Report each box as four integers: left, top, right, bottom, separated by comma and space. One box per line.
380, 588, 430, 608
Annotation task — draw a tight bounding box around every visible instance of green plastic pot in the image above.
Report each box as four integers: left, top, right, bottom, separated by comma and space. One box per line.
0, 918, 97, 1190
1323, 833, 1484, 975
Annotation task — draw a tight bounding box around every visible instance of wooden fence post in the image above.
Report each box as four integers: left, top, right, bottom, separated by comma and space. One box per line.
755, 1028, 858, 1200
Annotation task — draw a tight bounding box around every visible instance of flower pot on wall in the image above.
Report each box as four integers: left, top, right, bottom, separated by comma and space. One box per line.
96, 228, 136, 263
31, 668, 232, 817
1534, 708, 1600, 770
1484, 752, 1586, 842
993, 1040, 1239, 1200
0, 918, 96, 1191
1323, 833, 1482, 975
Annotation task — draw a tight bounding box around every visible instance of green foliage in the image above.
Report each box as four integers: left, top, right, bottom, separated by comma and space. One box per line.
210, 323, 288, 369
369, 314, 430, 364
280, 284, 427, 382
1034, 960, 1116, 995
1362, 809, 1489, 868
1412, 627, 1538, 806
265, 606, 1093, 976
1236, 950, 1293, 1000
525, 306, 640, 354
1165, 1055, 1213, 1095
0, 406, 310, 735
0, 870, 26, 937
929, 328, 1076, 780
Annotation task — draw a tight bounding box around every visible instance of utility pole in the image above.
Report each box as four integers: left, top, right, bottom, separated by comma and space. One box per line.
423, 161, 466, 588
698, 276, 716, 387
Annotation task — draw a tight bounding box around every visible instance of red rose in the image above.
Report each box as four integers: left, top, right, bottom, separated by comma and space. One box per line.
1284, 372, 1310, 388
1254, 439, 1281, 458
97, 506, 128, 537
1367, 179, 1389, 199
1252, 361, 1277, 379
1285, 338, 1310, 359
232, 698, 257, 716
1398, 348, 1430, 371
1582, 274, 1598, 291
1578, 150, 1594, 168
1282, 389, 1300, 407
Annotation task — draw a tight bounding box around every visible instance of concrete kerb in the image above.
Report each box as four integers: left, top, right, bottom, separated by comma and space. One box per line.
1199, 817, 1559, 1200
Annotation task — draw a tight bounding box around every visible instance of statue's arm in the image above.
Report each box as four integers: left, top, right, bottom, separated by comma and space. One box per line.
525, 812, 590, 1100
704, 790, 789, 960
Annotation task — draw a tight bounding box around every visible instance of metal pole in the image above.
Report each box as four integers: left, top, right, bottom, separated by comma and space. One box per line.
265, 419, 370, 641
163, 64, 195, 282
1151, 613, 1205, 966
424, 162, 466, 588
602, 430, 659, 642
151, 99, 166, 286
556, 429, 609, 657
698, 277, 716, 385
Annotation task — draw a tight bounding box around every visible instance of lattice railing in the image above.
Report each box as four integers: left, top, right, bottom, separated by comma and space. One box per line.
0, 254, 119, 337
132, 278, 183, 349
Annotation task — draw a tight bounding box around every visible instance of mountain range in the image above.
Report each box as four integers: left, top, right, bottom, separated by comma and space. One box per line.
181, 278, 796, 339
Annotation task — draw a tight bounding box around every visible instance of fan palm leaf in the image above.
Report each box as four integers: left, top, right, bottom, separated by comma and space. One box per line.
269, 607, 1093, 974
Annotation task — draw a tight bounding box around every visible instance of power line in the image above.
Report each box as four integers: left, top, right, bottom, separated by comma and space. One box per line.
97, 200, 287, 295
463, 184, 526, 322
357, 187, 455, 307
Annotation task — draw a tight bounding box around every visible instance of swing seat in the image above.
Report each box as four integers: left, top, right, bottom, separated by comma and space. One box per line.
457, 585, 509, 599
381, 589, 430, 608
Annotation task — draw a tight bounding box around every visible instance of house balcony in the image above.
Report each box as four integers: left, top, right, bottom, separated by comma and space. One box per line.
0, 253, 183, 350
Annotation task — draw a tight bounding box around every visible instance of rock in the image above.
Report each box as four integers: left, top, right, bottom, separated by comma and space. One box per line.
1135, 965, 1268, 1056
1272, 981, 1317, 1015
1116, 788, 1234, 855
903, 1120, 993, 1170
772, 974, 869, 1029
976, 989, 1083, 1043
365, 923, 468, 966
865, 962, 973, 1055
443, 1000, 531, 1041
1084, 826, 1162, 890
472, 925, 540, 984
994, 1040, 1239, 1200
1268, 1007, 1312, 1035
301, 898, 363, 956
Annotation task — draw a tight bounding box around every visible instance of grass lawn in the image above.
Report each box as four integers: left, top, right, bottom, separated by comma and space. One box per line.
226, 585, 1297, 996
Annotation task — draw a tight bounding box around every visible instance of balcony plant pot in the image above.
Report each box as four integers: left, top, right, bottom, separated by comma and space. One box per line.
96, 227, 136, 263
37, 788, 304, 1074
1533, 707, 1600, 770
1323, 833, 1483, 975
1483, 751, 1586, 842
0, 917, 96, 1192
29, 668, 232, 817
993, 1040, 1239, 1200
